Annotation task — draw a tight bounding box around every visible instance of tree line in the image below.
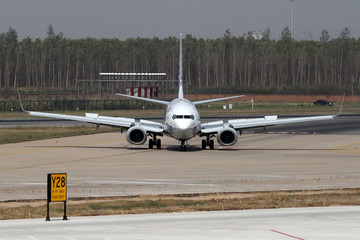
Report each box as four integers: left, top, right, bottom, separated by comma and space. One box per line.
0, 25, 359, 94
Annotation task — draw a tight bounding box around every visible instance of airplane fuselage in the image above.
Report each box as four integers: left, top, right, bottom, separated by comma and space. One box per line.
164, 98, 201, 141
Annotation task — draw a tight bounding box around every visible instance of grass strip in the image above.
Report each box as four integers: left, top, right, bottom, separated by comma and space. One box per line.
1, 189, 360, 220
0, 126, 115, 144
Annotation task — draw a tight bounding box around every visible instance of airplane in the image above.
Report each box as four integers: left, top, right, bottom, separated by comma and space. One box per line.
19, 34, 342, 151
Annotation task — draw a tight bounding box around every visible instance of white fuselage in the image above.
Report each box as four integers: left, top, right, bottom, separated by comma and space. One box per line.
164, 98, 201, 141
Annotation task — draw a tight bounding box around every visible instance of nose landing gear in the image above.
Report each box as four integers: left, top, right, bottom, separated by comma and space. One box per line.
179, 140, 187, 151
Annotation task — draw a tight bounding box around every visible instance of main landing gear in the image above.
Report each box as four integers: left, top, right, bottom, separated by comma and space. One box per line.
149, 136, 161, 149
202, 136, 214, 150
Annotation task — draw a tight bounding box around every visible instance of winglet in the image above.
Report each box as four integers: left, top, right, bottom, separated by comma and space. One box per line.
18, 90, 28, 113
335, 93, 345, 117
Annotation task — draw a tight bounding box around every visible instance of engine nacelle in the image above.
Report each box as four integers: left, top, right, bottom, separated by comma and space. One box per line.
126, 126, 147, 145
217, 127, 238, 146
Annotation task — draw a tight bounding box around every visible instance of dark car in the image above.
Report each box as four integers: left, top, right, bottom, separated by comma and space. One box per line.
313, 99, 334, 106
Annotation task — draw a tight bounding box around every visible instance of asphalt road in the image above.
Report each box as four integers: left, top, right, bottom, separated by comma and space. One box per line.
250, 115, 360, 135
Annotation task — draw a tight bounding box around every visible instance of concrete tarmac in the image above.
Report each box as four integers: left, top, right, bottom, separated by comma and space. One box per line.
1, 206, 359, 239
1, 130, 360, 201
1, 118, 360, 239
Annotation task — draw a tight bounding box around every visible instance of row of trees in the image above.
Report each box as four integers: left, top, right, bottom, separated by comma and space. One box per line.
0, 25, 359, 93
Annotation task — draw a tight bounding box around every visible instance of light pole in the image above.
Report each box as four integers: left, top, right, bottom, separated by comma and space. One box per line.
290, 0, 295, 39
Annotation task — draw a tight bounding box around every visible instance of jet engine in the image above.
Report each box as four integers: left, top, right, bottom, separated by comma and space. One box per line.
126, 126, 147, 145
217, 127, 238, 146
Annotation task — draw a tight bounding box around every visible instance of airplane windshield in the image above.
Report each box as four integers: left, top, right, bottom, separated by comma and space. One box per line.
172, 115, 195, 120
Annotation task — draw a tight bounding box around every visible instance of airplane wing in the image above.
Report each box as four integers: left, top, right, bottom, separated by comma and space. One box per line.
26, 111, 136, 128
230, 115, 335, 131
23, 109, 166, 135
201, 93, 345, 136
201, 115, 335, 134
138, 119, 165, 133
18, 92, 165, 133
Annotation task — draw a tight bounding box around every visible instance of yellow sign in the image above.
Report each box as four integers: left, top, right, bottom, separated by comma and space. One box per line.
49, 173, 67, 202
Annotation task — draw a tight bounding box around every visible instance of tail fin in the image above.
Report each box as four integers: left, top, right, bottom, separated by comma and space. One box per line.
178, 33, 184, 100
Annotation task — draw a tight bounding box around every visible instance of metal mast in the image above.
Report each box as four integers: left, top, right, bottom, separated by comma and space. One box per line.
290, 0, 295, 39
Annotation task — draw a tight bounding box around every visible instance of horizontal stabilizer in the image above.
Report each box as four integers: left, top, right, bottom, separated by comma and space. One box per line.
193, 95, 244, 105
116, 93, 169, 105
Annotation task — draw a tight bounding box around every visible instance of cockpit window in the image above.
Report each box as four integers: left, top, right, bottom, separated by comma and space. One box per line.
172, 115, 195, 120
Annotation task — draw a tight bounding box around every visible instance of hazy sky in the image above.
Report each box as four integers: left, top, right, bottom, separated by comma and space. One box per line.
1, 0, 359, 40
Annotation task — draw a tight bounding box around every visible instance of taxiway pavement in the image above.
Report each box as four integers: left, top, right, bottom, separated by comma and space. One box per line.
1, 123, 360, 201
1, 116, 360, 239
1, 206, 359, 239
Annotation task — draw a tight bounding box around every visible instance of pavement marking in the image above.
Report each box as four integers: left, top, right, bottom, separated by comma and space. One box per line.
327, 141, 360, 154
28, 237, 40, 240
270, 229, 305, 240
88, 180, 216, 186
23, 183, 46, 185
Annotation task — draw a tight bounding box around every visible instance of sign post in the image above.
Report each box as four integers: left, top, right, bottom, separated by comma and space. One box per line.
46, 173, 67, 221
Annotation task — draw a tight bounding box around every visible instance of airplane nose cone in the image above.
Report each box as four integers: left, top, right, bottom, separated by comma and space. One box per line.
173, 120, 197, 140
177, 120, 192, 130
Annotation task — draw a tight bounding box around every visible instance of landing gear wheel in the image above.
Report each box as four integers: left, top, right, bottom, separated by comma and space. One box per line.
156, 139, 161, 149
149, 139, 154, 149
209, 139, 214, 150
180, 140, 186, 151
179, 145, 187, 151
201, 140, 207, 150
202, 136, 215, 150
